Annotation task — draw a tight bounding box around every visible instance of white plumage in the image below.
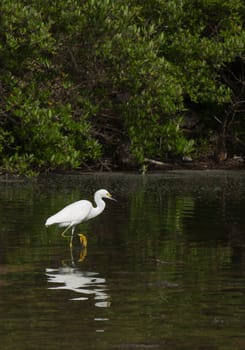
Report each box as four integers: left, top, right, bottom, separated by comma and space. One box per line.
45, 200, 93, 227
45, 189, 116, 248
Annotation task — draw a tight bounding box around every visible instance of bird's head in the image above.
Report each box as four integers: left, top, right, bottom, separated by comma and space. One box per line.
97, 189, 116, 201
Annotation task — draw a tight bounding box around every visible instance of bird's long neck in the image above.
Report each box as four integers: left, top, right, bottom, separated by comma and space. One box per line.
90, 192, 106, 219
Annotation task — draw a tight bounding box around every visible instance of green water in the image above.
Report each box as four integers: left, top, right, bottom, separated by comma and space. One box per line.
0, 171, 244, 350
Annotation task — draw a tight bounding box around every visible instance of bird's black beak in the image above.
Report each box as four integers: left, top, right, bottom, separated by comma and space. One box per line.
108, 193, 117, 201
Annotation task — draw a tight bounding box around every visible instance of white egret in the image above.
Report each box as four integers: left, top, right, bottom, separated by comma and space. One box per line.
45, 189, 116, 248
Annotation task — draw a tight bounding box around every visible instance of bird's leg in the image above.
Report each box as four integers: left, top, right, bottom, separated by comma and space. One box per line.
61, 224, 72, 238
69, 226, 75, 249
77, 233, 88, 249
69, 245, 76, 267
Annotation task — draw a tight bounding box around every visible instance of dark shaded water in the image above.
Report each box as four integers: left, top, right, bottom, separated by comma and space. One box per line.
0, 171, 244, 350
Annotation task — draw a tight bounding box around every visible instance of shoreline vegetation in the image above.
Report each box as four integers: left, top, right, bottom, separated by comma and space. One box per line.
0, 159, 244, 182
0, 1, 244, 176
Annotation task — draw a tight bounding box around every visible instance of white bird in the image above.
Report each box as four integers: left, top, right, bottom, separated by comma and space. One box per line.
45, 189, 116, 248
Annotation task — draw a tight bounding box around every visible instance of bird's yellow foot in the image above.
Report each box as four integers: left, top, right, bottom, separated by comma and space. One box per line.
78, 233, 88, 248
78, 247, 87, 262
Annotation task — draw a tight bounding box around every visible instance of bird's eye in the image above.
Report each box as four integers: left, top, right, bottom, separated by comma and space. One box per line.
107, 192, 111, 197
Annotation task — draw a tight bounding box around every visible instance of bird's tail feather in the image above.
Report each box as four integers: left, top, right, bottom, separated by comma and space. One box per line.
45, 216, 57, 227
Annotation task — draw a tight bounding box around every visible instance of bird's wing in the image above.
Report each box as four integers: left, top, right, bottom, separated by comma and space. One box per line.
46, 200, 92, 226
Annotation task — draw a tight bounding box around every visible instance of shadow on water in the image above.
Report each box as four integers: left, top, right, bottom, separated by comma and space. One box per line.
0, 171, 245, 350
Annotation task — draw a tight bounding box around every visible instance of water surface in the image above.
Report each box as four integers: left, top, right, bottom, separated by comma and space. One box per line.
0, 171, 244, 350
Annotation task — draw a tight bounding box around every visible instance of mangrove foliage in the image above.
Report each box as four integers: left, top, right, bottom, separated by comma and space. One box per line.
0, 0, 244, 174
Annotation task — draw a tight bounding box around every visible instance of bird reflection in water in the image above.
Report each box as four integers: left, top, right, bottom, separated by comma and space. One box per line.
45, 246, 110, 307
